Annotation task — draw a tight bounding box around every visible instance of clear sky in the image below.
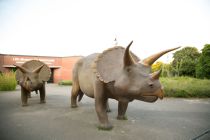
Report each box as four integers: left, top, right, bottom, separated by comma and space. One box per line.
0, 0, 210, 62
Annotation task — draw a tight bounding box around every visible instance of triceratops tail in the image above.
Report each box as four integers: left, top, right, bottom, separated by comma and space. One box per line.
78, 90, 84, 102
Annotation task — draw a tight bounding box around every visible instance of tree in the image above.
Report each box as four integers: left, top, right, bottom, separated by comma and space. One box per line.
172, 47, 200, 77
196, 44, 210, 79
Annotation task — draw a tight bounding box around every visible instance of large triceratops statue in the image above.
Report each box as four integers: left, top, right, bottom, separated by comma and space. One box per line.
15, 60, 51, 106
71, 41, 180, 130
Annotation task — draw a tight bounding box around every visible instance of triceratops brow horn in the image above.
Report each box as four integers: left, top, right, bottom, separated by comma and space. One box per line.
14, 64, 29, 73
150, 69, 162, 80
142, 47, 181, 66
124, 40, 135, 67
33, 64, 45, 73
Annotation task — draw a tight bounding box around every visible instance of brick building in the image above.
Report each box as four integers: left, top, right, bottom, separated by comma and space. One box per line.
0, 54, 81, 83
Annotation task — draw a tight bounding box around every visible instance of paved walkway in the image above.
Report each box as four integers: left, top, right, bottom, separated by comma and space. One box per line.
0, 84, 210, 140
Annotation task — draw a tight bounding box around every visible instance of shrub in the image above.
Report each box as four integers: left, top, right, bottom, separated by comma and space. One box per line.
0, 72, 17, 91
58, 80, 72, 85
160, 77, 210, 98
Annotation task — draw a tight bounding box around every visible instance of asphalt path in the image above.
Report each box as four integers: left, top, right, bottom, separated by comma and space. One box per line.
0, 84, 210, 140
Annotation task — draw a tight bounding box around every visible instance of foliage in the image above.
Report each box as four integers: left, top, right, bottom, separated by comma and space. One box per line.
161, 63, 173, 77
152, 62, 174, 77
160, 77, 210, 98
58, 80, 72, 85
196, 44, 210, 79
152, 61, 163, 72
0, 72, 17, 91
172, 47, 200, 77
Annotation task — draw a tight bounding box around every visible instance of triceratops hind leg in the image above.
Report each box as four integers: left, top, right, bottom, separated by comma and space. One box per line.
117, 101, 128, 120
106, 100, 111, 112
71, 81, 81, 108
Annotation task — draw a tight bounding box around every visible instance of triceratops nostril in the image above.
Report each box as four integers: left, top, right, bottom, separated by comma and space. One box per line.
148, 81, 154, 88
149, 83, 153, 88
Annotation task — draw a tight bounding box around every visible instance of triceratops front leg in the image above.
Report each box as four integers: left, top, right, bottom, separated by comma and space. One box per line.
39, 84, 46, 104
21, 87, 29, 106
28, 93, 32, 98
94, 80, 113, 130
117, 101, 128, 120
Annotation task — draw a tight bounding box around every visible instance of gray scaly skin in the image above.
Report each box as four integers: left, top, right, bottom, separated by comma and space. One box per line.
71, 41, 180, 130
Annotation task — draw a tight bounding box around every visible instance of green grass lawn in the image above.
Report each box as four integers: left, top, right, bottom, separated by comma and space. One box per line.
161, 77, 210, 98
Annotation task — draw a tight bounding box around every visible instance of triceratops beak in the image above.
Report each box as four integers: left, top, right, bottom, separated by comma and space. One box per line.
124, 41, 135, 67
156, 88, 164, 100
141, 88, 164, 100
142, 47, 181, 66
14, 64, 29, 73
150, 69, 162, 80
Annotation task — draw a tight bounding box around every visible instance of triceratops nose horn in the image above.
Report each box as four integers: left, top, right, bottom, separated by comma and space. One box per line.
142, 47, 181, 66
150, 69, 162, 80
14, 64, 29, 73
24, 76, 30, 82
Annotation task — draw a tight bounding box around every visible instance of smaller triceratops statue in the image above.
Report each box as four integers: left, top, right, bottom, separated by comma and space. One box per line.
71, 41, 180, 130
15, 60, 51, 106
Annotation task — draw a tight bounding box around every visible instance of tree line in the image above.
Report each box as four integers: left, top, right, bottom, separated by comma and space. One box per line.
152, 44, 210, 79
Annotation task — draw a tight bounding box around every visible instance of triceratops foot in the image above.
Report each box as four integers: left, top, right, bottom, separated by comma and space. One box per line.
40, 100, 46, 104
117, 115, 128, 120
71, 104, 78, 108
22, 103, 28, 107
97, 123, 113, 131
